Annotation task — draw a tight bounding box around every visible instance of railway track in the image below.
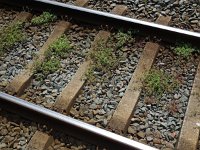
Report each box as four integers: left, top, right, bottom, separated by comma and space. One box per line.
56, 0, 199, 31
0, 0, 200, 149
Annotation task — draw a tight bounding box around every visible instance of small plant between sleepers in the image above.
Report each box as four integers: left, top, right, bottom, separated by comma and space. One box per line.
85, 31, 131, 83
45, 35, 72, 58
115, 31, 132, 49
85, 39, 120, 83
174, 44, 194, 58
34, 35, 72, 80
31, 12, 56, 25
144, 69, 179, 98
34, 59, 60, 79
0, 22, 25, 55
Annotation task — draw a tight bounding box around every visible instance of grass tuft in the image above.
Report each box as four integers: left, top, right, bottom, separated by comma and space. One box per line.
115, 31, 131, 49
34, 59, 60, 79
31, 12, 56, 25
34, 35, 72, 80
90, 40, 119, 71
85, 40, 120, 83
144, 69, 179, 97
174, 44, 194, 58
85, 30, 133, 83
0, 22, 25, 55
45, 35, 72, 58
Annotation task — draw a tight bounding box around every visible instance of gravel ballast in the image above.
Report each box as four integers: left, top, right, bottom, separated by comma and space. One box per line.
0, 8, 17, 28
0, 110, 38, 149
126, 44, 199, 149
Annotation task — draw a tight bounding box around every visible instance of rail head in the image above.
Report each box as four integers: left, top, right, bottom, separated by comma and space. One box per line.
0, 92, 157, 150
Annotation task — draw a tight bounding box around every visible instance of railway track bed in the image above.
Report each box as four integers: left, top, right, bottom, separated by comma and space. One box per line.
0, 0, 200, 149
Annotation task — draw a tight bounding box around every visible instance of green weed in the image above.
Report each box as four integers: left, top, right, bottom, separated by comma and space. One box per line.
85, 40, 119, 83
0, 22, 25, 55
174, 44, 194, 58
45, 35, 72, 58
85, 30, 133, 83
34, 35, 72, 80
84, 66, 96, 83
31, 12, 56, 25
144, 69, 178, 97
34, 59, 60, 79
115, 31, 131, 49
90, 41, 119, 71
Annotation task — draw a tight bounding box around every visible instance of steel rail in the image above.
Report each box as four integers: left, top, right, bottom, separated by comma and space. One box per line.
0, 92, 157, 150
0, 0, 200, 46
